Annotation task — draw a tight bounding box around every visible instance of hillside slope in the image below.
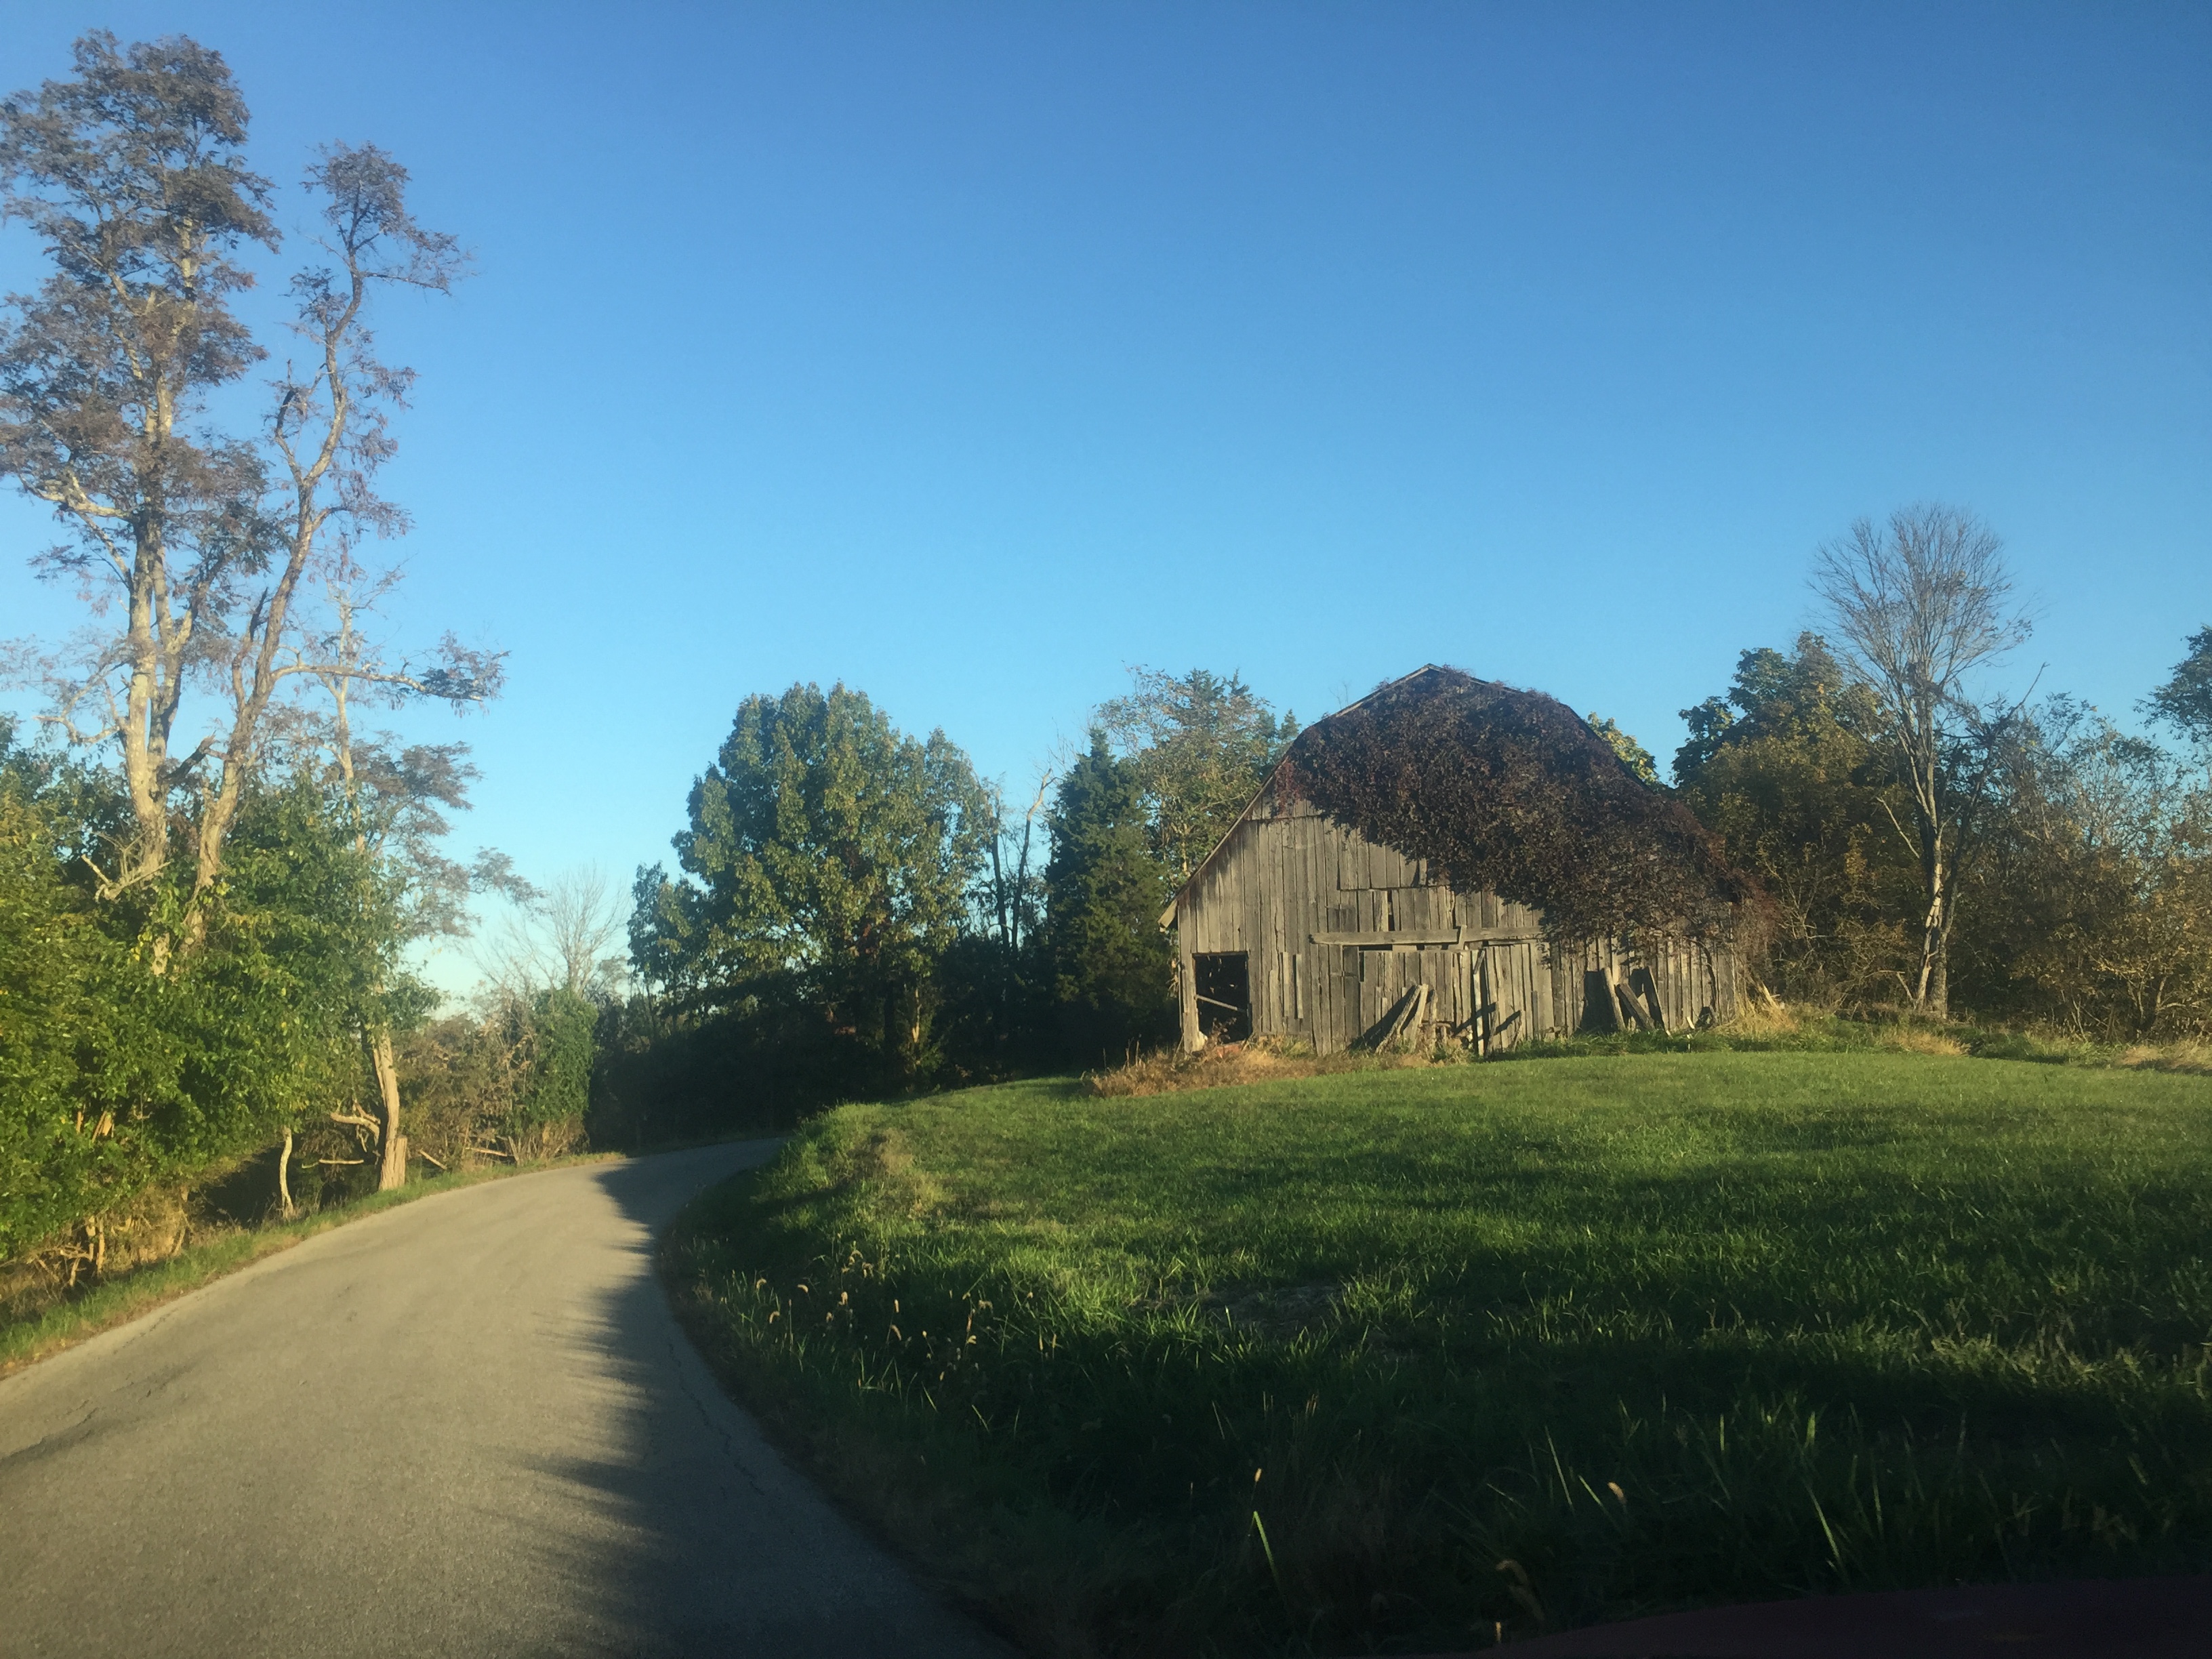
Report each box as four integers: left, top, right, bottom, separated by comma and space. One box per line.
665, 1054, 2212, 1656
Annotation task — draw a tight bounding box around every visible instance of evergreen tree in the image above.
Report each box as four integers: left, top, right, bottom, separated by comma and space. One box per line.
1045, 734, 1173, 1064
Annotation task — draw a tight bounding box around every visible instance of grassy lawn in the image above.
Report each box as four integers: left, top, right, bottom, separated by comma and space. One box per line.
663, 1052, 2212, 1656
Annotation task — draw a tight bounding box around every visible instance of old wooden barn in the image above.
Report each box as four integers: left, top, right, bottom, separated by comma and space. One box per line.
1164, 667, 1746, 1054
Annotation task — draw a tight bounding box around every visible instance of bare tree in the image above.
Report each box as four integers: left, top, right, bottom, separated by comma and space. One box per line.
981, 768, 1052, 953
476, 864, 630, 1002
1812, 504, 2030, 1017
541, 866, 629, 996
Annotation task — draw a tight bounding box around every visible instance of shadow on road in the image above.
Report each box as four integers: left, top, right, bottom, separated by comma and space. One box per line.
484, 1145, 1002, 1658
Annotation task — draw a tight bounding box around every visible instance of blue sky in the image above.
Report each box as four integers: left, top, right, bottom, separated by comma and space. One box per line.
3, 3, 2207, 985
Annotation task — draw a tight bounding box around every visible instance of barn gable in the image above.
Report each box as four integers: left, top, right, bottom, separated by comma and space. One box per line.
1164, 668, 1743, 1054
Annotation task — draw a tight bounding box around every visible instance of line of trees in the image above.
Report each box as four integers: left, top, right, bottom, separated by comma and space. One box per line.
1682, 508, 2212, 1030
611, 508, 2212, 1134
597, 672, 1296, 1139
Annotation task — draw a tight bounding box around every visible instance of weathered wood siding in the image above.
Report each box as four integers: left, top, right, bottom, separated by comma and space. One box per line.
1174, 785, 1740, 1054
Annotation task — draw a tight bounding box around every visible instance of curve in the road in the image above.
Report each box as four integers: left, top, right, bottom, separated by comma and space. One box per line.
0, 1145, 1007, 1659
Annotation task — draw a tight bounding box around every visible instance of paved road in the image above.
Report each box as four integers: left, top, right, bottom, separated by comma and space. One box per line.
0, 1146, 1007, 1658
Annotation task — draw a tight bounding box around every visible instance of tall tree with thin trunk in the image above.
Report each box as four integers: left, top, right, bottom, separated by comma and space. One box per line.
3, 35, 497, 1190
304, 560, 489, 1189
1812, 505, 2029, 1017
0, 33, 276, 895
243, 148, 485, 1186
193, 139, 487, 926
1, 37, 493, 957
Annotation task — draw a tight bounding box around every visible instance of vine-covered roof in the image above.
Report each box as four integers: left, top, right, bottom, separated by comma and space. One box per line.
1182, 666, 1762, 944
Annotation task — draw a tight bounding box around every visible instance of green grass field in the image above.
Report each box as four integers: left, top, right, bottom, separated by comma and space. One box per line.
663, 1052, 2212, 1656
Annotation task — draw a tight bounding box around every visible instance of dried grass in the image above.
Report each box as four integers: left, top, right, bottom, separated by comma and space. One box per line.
1087, 1042, 1313, 1098
1878, 1027, 1968, 1057
2116, 1040, 2212, 1076
1086, 1036, 1463, 1099
1727, 992, 1803, 1040
0, 1181, 216, 1322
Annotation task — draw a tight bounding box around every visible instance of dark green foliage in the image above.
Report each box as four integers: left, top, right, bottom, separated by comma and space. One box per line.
588, 998, 792, 1149
667, 1057, 2212, 1655
1288, 668, 1758, 945
1675, 636, 2212, 1035
1673, 636, 1913, 1002
0, 726, 123, 1258
1046, 734, 1174, 1065
626, 683, 992, 1121
0, 721, 423, 1262
2145, 625, 2212, 745
928, 931, 1058, 1082
514, 988, 595, 1135
1955, 699, 2212, 1034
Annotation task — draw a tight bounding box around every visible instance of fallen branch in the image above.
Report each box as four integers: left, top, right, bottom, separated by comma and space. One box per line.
411, 1147, 449, 1171
466, 1145, 515, 1162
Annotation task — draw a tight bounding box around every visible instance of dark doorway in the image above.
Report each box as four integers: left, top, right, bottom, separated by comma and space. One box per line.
1193, 952, 1252, 1042
1580, 968, 1622, 1033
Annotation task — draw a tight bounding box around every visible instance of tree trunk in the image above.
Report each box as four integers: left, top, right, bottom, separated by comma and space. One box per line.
371, 1027, 406, 1191
276, 1127, 297, 1219
1910, 750, 1950, 1020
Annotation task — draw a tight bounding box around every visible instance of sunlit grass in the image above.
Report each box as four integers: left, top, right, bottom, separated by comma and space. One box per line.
665, 1052, 2212, 1655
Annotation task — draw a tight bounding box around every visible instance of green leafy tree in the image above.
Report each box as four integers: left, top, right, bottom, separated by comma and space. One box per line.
1098, 668, 1296, 880
1585, 714, 1658, 783
0, 721, 123, 1258
632, 682, 989, 1088
1675, 636, 1915, 1004
1045, 733, 1174, 1063
2146, 626, 2212, 750
1, 741, 419, 1263
1962, 698, 2212, 1034
514, 989, 596, 1140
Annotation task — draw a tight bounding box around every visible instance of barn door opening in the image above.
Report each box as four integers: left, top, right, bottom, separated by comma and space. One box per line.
1193, 952, 1252, 1042
1580, 968, 1620, 1033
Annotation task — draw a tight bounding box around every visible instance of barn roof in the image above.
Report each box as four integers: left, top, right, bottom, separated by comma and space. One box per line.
1158, 665, 1444, 924
1163, 664, 1757, 943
